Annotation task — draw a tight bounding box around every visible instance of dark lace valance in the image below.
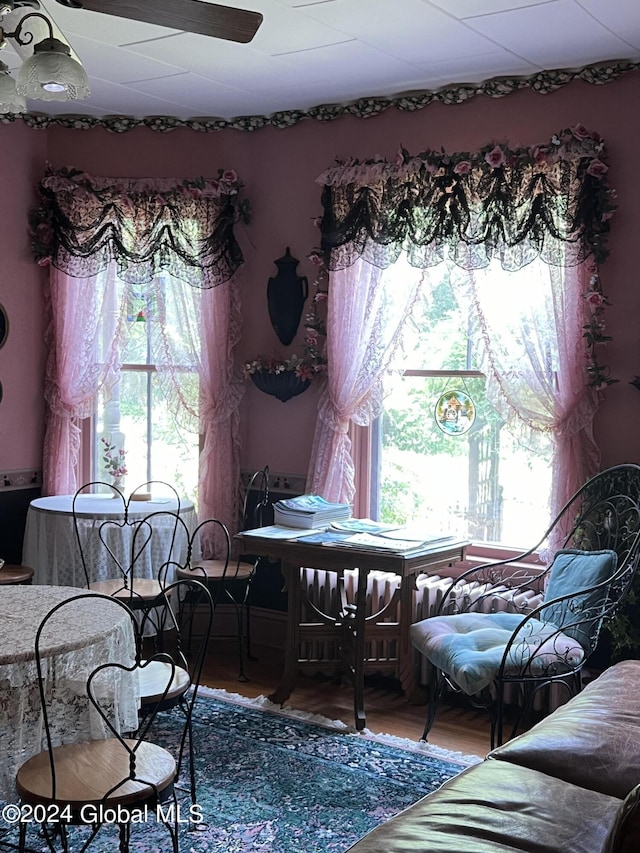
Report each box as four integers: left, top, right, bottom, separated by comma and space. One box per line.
29, 167, 251, 287
3, 60, 638, 134
317, 126, 614, 273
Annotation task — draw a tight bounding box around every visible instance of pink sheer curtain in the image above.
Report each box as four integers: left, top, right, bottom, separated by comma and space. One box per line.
466, 258, 600, 543
309, 255, 600, 524
312, 128, 612, 520
39, 171, 247, 554
43, 266, 120, 495
198, 275, 244, 555
306, 257, 423, 504
43, 267, 244, 556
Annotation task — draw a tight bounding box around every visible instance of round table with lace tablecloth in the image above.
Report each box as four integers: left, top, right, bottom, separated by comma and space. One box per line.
0, 585, 140, 802
22, 494, 196, 587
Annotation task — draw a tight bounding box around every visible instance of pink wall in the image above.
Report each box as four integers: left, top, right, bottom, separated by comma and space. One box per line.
2, 70, 640, 482
0, 122, 48, 472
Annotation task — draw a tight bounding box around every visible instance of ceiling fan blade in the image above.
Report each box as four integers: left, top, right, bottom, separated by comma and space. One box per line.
52, 0, 263, 43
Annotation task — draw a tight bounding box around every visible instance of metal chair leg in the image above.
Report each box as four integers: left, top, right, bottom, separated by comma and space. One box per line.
422, 669, 446, 741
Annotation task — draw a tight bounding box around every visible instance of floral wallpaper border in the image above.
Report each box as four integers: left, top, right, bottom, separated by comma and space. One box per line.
1, 60, 638, 134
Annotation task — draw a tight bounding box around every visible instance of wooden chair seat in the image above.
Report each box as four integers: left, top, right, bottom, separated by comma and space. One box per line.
0, 564, 34, 585
177, 558, 254, 582
89, 578, 167, 600
139, 660, 191, 705
16, 738, 176, 809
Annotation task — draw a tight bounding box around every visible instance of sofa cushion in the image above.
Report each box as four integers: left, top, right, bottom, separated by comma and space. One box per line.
489, 660, 640, 799
604, 783, 640, 853
409, 610, 584, 695
345, 760, 621, 853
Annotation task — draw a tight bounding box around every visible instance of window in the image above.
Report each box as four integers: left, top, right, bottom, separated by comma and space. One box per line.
371, 261, 553, 549
92, 272, 199, 503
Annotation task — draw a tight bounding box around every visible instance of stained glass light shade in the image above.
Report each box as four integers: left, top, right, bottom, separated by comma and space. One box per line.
0, 60, 26, 113
16, 37, 90, 102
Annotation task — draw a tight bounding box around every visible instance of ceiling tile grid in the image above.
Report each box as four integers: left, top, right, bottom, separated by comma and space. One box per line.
0, 0, 637, 120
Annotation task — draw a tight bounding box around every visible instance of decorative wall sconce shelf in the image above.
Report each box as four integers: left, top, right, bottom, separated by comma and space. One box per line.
250, 369, 311, 402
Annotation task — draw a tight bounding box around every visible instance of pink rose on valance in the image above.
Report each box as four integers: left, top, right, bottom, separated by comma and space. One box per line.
453, 161, 472, 175
485, 146, 506, 168
583, 291, 605, 307
570, 124, 592, 140
586, 159, 609, 178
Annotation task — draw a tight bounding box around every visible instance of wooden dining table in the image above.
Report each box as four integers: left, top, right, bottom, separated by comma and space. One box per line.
0, 585, 140, 802
237, 529, 468, 731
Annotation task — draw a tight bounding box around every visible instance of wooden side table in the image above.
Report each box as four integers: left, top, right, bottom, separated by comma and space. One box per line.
0, 564, 34, 585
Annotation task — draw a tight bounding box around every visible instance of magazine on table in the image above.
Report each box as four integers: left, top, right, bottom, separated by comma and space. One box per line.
273, 494, 352, 529
328, 518, 398, 534
325, 531, 455, 553
240, 525, 325, 540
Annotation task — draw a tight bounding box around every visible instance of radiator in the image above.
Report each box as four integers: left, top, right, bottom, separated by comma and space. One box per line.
298, 567, 401, 676
300, 567, 565, 711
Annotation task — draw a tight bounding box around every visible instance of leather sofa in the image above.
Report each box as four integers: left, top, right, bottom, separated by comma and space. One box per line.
346, 660, 640, 853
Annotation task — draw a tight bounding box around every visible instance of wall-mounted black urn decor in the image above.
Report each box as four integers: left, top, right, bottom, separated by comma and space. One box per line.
267, 248, 308, 346
0, 304, 8, 350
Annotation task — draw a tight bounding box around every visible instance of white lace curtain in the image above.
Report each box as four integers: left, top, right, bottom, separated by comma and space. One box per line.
308, 127, 614, 520
39, 171, 247, 551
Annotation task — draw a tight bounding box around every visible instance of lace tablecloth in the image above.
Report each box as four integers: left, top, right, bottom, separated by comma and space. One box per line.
22, 495, 197, 587
0, 585, 140, 802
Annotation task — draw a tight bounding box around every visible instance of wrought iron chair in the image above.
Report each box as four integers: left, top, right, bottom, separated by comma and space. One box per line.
136, 575, 215, 815
410, 463, 640, 749
177, 466, 270, 680
15, 591, 180, 852
72, 480, 183, 610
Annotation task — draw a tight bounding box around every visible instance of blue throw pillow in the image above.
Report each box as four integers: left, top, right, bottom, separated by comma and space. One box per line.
543, 548, 618, 649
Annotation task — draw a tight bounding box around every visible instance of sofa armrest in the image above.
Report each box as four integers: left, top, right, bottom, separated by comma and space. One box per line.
489, 660, 640, 799
346, 761, 621, 853
604, 784, 640, 853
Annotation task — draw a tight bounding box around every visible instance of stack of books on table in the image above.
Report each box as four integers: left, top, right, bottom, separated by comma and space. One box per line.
272, 494, 352, 529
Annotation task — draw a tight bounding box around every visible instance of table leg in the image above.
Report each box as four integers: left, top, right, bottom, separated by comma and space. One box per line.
351, 567, 368, 730
398, 572, 427, 704
268, 561, 301, 706
338, 566, 369, 730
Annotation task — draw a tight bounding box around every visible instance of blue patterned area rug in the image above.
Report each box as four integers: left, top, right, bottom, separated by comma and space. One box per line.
2, 687, 481, 853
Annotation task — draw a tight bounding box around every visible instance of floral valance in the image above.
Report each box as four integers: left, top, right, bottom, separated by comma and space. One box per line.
317, 125, 615, 274
30, 167, 251, 287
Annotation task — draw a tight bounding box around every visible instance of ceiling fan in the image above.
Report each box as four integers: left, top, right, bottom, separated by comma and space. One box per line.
51, 0, 264, 43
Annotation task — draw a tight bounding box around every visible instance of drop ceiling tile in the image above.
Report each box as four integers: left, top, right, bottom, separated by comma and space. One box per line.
427, 0, 561, 16
416, 52, 540, 84
68, 34, 189, 84
466, 0, 638, 67
60, 76, 190, 117
40, 0, 183, 44
297, 0, 505, 63
233, 0, 355, 54
276, 0, 340, 7
274, 40, 421, 87
579, 0, 640, 50
123, 72, 275, 118
126, 32, 295, 93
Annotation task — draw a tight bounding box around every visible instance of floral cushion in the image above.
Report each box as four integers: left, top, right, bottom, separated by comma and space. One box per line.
409, 611, 584, 695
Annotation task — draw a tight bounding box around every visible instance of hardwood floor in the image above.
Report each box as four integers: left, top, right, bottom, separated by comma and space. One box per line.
200, 639, 492, 758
